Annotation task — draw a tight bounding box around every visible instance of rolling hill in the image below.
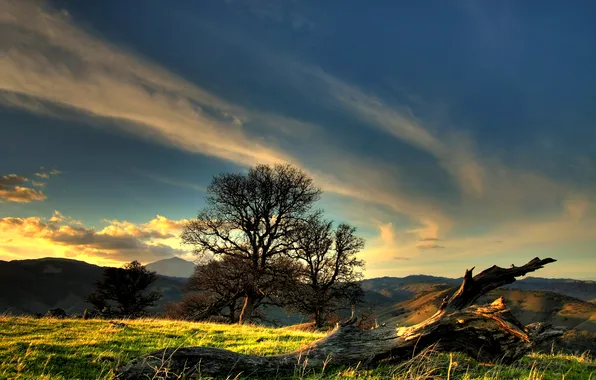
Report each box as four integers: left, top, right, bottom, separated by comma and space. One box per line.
360, 274, 596, 333
2, 257, 595, 333
502, 276, 596, 301
0, 258, 185, 315
361, 275, 596, 303
371, 285, 596, 333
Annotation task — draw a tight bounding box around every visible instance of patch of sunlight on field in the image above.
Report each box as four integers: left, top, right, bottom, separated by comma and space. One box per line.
0, 316, 325, 379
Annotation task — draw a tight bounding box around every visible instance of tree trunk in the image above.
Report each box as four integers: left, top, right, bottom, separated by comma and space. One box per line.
116, 257, 564, 379
314, 309, 323, 329
238, 294, 255, 325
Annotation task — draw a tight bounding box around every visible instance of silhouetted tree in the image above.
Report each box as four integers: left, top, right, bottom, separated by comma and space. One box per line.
181, 163, 321, 324
86, 261, 161, 318
168, 255, 301, 323
287, 214, 365, 328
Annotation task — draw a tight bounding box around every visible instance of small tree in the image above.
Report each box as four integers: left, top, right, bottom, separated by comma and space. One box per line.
86, 261, 162, 318
181, 163, 321, 324
288, 214, 365, 328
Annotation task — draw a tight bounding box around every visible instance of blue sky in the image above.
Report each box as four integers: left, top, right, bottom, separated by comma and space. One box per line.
1, 0, 595, 279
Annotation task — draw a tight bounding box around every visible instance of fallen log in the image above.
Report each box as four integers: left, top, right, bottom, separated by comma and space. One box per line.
115, 257, 563, 379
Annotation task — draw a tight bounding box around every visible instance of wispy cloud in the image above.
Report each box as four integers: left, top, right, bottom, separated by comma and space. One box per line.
238, 0, 316, 31
1, 0, 292, 168
246, 46, 595, 235
34, 172, 50, 179
417, 244, 446, 250
132, 169, 206, 192
266, 63, 486, 199
0, 0, 450, 234
393, 256, 411, 261
34, 167, 61, 180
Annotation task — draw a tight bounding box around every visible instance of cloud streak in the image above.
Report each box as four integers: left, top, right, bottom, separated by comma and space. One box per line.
417, 244, 446, 250
132, 169, 207, 193
313, 70, 486, 198
0, 0, 451, 233
1, 0, 292, 168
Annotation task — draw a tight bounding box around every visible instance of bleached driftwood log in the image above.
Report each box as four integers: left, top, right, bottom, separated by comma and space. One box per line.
116, 257, 563, 379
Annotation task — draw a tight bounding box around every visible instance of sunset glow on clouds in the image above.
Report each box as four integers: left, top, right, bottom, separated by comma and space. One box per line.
0, 168, 61, 203
0, 174, 46, 203
1, 0, 595, 277
0, 211, 189, 266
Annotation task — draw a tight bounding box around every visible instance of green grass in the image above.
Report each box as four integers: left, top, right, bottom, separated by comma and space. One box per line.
0, 316, 594, 380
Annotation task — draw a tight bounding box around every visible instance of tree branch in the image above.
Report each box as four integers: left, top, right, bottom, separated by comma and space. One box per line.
442, 257, 557, 312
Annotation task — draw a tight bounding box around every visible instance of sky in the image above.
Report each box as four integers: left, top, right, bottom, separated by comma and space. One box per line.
1, 0, 595, 279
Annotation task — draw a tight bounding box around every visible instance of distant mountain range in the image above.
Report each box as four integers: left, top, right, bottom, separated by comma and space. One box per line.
145, 257, 196, 278
143, 260, 596, 305
361, 274, 596, 304
1, 257, 595, 332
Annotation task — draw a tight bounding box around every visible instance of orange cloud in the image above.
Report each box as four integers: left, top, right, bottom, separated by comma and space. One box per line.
358, 222, 419, 267
0, 174, 46, 203
407, 219, 441, 242
378, 223, 394, 245
0, 212, 189, 265
100, 215, 187, 239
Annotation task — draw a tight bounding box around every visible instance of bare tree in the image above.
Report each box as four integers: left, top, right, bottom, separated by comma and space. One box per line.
288, 214, 365, 328
181, 163, 321, 324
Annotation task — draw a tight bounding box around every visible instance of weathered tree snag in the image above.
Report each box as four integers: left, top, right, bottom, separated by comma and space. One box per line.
441, 257, 557, 312
115, 257, 563, 379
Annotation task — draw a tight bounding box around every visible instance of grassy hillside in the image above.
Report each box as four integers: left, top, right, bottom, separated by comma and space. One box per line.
1, 316, 594, 379
375, 287, 596, 333
0, 258, 185, 316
